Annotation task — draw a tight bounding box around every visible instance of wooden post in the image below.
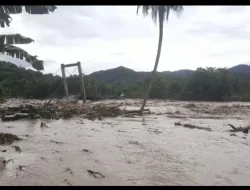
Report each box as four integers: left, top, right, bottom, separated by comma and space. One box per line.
61, 64, 69, 98
77, 62, 86, 103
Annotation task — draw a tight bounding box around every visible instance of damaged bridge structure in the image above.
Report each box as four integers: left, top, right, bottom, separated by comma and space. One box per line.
61, 62, 87, 103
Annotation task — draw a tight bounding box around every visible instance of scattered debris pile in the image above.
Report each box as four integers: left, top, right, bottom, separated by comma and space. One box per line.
85, 104, 123, 120
0, 132, 21, 145
0, 102, 150, 121
183, 103, 250, 115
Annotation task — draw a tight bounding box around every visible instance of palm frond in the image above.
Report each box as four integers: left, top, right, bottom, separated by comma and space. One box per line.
0, 45, 44, 70
137, 5, 184, 23
0, 34, 34, 45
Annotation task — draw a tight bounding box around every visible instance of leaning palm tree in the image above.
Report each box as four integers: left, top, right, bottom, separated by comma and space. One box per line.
0, 6, 57, 70
137, 6, 184, 114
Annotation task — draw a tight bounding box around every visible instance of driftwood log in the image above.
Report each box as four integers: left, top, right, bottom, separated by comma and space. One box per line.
175, 123, 212, 132
1, 113, 29, 121
183, 124, 212, 132
228, 124, 250, 134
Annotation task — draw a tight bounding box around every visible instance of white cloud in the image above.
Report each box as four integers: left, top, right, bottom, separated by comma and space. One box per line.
1, 5, 250, 74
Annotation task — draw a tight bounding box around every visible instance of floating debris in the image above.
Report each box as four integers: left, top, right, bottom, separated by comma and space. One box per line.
128, 140, 140, 146
228, 124, 250, 134
64, 179, 73, 186
87, 169, 105, 179
82, 149, 92, 153
148, 128, 162, 134
12, 145, 21, 153
50, 140, 63, 145
65, 167, 74, 176
0, 133, 21, 145
0, 157, 14, 170
40, 157, 48, 163
174, 122, 182, 126
182, 124, 212, 132
184, 103, 196, 109
40, 122, 49, 128
118, 130, 127, 133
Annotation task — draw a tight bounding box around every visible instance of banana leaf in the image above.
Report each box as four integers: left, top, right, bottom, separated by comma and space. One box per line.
0, 45, 44, 70
0, 6, 22, 14
0, 11, 12, 27
0, 34, 34, 45
0, 6, 56, 14
24, 6, 57, 14
0, 6, 57, 28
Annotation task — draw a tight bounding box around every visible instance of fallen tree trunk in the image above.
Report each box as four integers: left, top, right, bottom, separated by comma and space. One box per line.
228, 124, 250, 134
182, 124, 212, 132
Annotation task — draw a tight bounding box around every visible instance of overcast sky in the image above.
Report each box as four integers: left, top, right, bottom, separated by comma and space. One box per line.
1, 5, 250, 75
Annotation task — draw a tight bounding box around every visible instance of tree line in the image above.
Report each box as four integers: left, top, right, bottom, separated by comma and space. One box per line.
1, 61, 250, 102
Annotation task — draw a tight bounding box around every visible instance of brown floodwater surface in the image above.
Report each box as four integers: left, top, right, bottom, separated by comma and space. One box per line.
0, 99, 250, 185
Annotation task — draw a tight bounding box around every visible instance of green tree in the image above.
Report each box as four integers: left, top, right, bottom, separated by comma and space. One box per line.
150, 75, 167, 99
167, 82, 182, 99
137, 5, 184, 114
0, 6, 57, 70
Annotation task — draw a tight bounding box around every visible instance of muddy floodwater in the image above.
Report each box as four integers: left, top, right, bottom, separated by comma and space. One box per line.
1, 99, 250, 186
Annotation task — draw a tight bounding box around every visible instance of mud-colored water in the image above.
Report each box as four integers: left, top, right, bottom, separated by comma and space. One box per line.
1, 99, 250, 186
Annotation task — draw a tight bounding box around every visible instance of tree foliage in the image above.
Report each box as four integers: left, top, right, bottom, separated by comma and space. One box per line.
1, 61, 250, 102
0, 6, 56, 70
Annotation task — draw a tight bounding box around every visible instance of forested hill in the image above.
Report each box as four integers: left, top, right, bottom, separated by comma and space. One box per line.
228, 64, 250, 73
89, 64, 250, 85
1, 61, 250, 101
89, 66, 194, 85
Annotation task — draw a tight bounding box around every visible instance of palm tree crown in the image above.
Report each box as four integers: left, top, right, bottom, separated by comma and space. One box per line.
137, 6, 183, 23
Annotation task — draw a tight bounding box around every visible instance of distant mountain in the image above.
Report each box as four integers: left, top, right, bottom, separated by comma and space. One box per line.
161, 69, 194, 77
228, 64, 250, 73
88, 66, 193, 85
88, 66, 145, 85
88, 64, 250, 85
1, 60, 249, 87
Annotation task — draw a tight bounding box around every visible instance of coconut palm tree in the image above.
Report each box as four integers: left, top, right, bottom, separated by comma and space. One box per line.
0, 6, 57, 70
137, 6, 183, 114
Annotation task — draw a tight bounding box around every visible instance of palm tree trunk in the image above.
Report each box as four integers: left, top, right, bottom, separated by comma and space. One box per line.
139, 15, 164, 114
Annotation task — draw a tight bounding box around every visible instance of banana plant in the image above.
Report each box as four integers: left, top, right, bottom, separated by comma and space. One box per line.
0, 6, 57, 70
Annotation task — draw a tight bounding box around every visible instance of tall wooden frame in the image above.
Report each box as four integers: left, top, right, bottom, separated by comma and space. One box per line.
61, 62, 86, 102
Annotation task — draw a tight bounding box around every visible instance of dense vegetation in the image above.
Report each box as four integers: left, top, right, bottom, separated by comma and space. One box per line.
1, 61, 250, 102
